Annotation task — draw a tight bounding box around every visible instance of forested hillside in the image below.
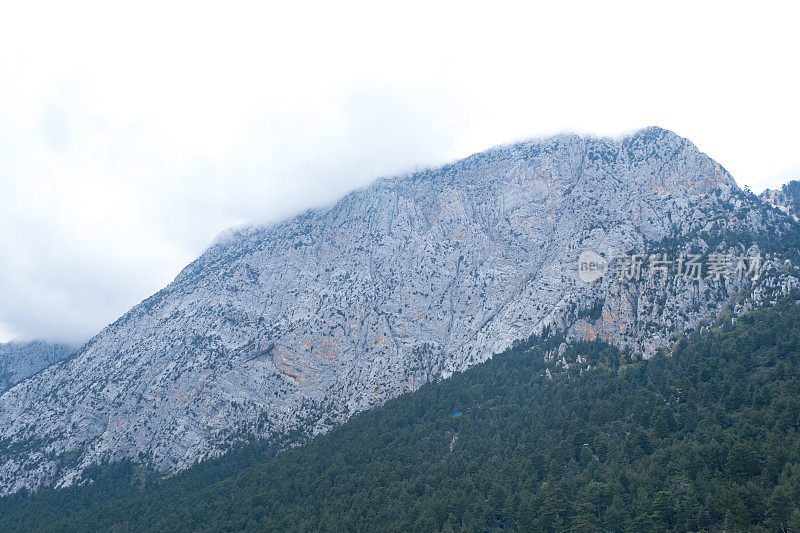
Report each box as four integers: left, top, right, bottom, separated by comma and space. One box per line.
3, 298, 800, 531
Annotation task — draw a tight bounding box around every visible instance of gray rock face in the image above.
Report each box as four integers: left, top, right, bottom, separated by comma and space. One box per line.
0, 341, 74, 393
760, 180, 800, 221
0, 127, 797, 495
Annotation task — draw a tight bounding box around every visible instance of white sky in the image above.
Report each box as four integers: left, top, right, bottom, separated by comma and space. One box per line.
0, 0, 798, 343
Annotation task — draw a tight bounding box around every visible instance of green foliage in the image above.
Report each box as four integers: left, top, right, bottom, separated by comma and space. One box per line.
576, 298, 605, 322
3, 299, 800, 531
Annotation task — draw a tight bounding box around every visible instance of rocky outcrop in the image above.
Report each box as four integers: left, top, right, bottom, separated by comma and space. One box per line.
760, 180, 800, 221
1, 127, 797, 495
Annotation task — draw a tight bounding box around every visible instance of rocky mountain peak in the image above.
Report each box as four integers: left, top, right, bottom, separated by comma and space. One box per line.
0, 127, 794, 496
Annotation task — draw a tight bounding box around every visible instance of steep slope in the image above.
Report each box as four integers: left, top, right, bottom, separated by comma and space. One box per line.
3, 297, 800, 531
0, 341, 74, 393
0, 127, 797, 495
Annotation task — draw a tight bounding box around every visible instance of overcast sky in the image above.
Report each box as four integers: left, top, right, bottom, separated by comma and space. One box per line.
0, 1, 798, 344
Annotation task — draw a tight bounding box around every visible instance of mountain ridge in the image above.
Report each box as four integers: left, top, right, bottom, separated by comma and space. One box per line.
1, 126, 797, 495
0, 341, 75, 394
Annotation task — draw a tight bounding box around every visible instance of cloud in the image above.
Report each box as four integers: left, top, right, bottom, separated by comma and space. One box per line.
0, 0, 798, 343
0, 71, 466, 343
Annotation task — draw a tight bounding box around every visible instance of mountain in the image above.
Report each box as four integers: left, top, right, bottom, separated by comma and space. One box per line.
3, 296, 800, 531
760, 180, 800, 221
0, 341, 74, 393
1, 127, 798, 495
